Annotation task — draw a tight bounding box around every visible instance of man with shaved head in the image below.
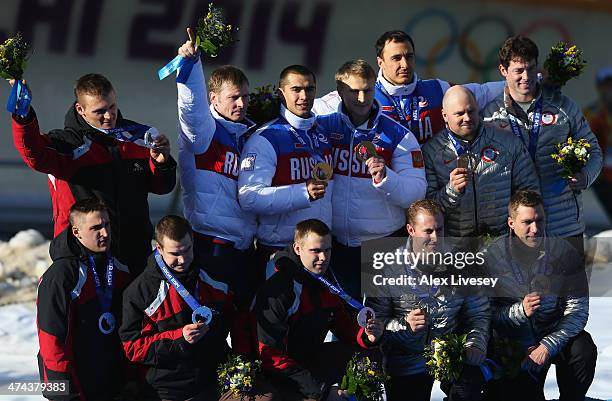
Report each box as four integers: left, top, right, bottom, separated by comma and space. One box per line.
422, 86, 540, 239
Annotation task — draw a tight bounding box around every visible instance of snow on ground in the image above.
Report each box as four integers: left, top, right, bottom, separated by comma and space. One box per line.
0, 299, 610, 400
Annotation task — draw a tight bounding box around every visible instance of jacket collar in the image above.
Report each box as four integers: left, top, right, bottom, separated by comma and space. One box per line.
337, 99, 383, 132
210, 104, 255, 139
280, 104, 315, 130
377, 68, 418, 97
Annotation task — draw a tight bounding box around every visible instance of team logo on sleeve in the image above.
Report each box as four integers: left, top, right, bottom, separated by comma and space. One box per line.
541, 112, 557, 126
480, 146, 498, 163
411, 150, 424, 168
241, 153, 257, 171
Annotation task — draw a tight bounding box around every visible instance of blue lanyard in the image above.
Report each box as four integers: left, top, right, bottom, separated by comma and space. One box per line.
376, 81, 420, 126
286, 124, 326, 163
505, 237, 551, 286
153, 250, 202, 313
507, 97, 543, 161
403, 259, 440, 306
304, 268, 365, 312
447, 130, 467, 157
87, 254, 114, 313
92, 123, 155, 145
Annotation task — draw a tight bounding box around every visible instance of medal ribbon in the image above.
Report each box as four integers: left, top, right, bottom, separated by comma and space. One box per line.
6, 80, 32, 116
90, 122, 159, 148
87, 254, 115, 314
304, 268, 365, 312
507, 97, 543, 161
286, 124, 326, 164
158, 55, 198, 82
447, 130, 467, 158
154, 250, 203, 313
375, 81, 420, 128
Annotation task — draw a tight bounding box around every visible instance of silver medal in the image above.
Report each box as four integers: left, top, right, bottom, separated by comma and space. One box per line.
98, 312, 116, 335
192, 305, 213, 325
356, 306, 376, 328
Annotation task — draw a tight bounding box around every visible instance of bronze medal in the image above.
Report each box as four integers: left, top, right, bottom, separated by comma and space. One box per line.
355, 141, 378, 162
313, 162, 333, 182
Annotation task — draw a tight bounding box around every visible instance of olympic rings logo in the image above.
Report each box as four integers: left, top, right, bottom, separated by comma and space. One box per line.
405, 9, 572, 81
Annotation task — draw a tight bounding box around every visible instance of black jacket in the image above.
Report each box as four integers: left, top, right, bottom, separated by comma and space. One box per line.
37, 228, 131, 401
119, 254, 234, 400
12, 105, 177, 274
254, 247, 372, 399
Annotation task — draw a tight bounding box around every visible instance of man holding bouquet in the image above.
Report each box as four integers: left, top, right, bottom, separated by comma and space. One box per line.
482, 35, 602, 252
175, 27, 260, 355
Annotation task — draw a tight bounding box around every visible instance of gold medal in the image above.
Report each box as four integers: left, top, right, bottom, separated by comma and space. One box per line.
313, 162, 333, 182
355, 141, 378, 162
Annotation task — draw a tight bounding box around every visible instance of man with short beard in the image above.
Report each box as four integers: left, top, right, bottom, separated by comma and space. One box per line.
366, 199, 490, 401
315, 30, 504, 145
423, 85, 539, 239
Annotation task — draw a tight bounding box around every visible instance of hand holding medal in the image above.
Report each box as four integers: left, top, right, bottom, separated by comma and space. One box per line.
355, 141, 378, 162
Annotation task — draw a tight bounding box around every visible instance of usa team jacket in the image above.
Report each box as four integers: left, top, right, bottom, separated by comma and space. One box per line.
317, 101, 426, 246
120, 256, 234, 400
12, 107, 177, 272
314, 70, 504, 145
254, 247, 375, 399
238, 106, 333, 247
177, 58, 257, 250
37, 229, 131, 401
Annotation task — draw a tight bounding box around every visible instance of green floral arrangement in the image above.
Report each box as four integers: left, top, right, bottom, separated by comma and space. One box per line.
339, 353, 388, 401
217, 355, 262, 398
551, 137, 591, 178
0, 32, 30, 80
195, 3, 239, 57
543, 42, 586, 87
424, 334, 467, 382
247, 84, 280, 126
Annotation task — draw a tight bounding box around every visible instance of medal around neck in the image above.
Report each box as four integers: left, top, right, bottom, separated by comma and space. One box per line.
355, 141, 378, 162
356, 306, 376, 328
192, 305, 213, 325
313, 162, 333, 182
99, 312, 116, 335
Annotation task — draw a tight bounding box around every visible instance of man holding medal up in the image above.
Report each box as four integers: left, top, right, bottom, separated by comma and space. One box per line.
254, 219, 383, 401
120, 215, 278, 401
37, 198, 131, 401
316, 59, 426, 300
423, 85, 539, 240
238, 66, 333, 271
10, 75, 177, 276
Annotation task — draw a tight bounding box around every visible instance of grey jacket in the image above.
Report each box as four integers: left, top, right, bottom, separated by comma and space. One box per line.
482, 86, 603, 236
423, 123, 540, 238
484, 234, 589, 357
366, 244, 490, 377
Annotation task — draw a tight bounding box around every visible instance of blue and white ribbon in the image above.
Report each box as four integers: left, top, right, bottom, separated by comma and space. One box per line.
6, 80, 31, 116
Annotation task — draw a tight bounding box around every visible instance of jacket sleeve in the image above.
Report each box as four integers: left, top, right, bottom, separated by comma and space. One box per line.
373, 131, 427, 208
147, 155, 177, 195
12, 109, 80, 180
119, 288, 192, 368
539, 296, 589, 357
312, 91, 341, 116
36, 265, 82, 401
510, 136, 541, 194
255, 286, 325, 399
490, 297, 530, 328
423, 141, 463, 209
461, 296, 490, 353
177, 58, 217, 155
461, 81, 506, 110
238, 133, 311, 215
566, 97, 603, 188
